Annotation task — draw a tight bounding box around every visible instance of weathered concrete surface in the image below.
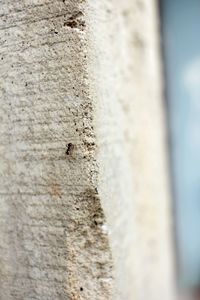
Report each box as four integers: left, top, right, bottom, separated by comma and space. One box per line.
0, 1, 113, 299
0, 0, 175, 299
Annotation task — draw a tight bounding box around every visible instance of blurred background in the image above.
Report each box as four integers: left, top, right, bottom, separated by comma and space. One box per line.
161, 0, 200, 298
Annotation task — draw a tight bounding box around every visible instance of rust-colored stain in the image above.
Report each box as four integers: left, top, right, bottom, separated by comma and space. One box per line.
49, 183, 62, 198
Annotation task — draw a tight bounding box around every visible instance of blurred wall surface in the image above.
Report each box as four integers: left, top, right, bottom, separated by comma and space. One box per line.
89, 0, 175, 299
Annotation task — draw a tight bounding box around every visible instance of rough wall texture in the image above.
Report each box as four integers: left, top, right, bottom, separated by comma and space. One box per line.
0, 1, 113, 299
0, 0, 175, 300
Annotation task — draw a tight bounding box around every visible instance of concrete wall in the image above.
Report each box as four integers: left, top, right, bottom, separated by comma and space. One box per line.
87, 1, 175, 299
0, 0, 175, 299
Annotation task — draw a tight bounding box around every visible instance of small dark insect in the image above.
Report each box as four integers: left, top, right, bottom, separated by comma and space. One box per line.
66, 143, 74, 156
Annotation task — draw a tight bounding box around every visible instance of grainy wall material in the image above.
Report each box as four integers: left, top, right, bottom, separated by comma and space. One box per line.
0, 1, 113, 299
0, 0, 175, 300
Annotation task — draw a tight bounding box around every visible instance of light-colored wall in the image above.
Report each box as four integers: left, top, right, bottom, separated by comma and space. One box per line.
87, 0, 175, 299
0, 0, 175, 299
0, 1, 113, 299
